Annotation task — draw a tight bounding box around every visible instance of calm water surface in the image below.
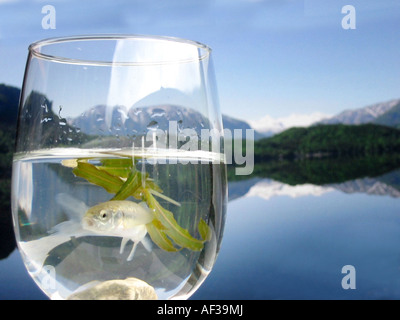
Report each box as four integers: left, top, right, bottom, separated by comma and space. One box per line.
2, 174, 400, 300
193, 177, 400, 300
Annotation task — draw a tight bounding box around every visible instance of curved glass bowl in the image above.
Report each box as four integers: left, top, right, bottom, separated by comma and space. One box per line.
11, 35, 227, 300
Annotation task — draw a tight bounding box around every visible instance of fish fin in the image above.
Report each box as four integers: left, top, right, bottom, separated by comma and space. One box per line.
56, 193, 89, 220
141, 235, 153, 252
139, 201, 149, 210
120, 237, 130, 254
127, 241, 139, 261
49, 220, 78, 234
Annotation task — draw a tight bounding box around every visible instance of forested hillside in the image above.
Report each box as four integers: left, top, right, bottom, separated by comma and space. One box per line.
254, 124, 400, 161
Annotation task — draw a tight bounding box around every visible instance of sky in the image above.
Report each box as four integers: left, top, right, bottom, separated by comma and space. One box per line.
0, 0, 400, 123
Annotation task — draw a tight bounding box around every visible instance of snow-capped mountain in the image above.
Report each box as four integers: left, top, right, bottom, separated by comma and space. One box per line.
247, 98, 400, 137
318, 99, 400, 125
67, 104, 262, 138
68, 104, 213, 136
248, 112, 332, 136
67, 97, 400, 142
222, 114, 265, 140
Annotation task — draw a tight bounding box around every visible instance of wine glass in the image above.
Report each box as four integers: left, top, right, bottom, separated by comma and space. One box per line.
11, 35, 226, 300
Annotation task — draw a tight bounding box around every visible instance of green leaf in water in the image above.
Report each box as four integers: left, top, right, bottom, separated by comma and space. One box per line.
97, 158, 134, 178
111, 171, 141, 201
72, 162, 123, 194
145, 179, 163, 193
146, 221, 180, 252
143, 189, 206, 251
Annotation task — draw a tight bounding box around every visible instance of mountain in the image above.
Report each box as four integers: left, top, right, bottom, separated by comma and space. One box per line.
69, 104, 263, 140
69, 104, 212, 137
318, 99, 400, 126
15, 91, 92, 151
222, 114, 264, 140
245, 98, 400, 136
0, 84, 260, 140
0, 83, 265, 147
248, 112, 331, 137
374, 101, 400, 129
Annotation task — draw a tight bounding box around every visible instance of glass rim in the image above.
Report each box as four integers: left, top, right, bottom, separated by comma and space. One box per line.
28, 34, 212, 66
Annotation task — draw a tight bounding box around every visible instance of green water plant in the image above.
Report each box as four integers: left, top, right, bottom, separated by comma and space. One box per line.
63, 157, 211, 253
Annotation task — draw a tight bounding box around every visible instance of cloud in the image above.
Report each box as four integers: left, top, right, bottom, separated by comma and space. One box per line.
249, 112, 332, 134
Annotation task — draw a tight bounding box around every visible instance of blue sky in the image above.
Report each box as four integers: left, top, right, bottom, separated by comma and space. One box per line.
0, 0, 400, 121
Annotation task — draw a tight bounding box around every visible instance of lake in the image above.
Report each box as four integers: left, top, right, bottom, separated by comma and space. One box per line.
1, 164, 400, 300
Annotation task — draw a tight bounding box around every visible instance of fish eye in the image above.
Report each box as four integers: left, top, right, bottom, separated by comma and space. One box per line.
99, 210, 108, 220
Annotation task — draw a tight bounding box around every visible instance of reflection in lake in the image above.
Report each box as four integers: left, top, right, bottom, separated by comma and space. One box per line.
228, 172, 400, 202
2, 161, 400, 299
193, 189, 400, 300
192, 168, 400, 300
